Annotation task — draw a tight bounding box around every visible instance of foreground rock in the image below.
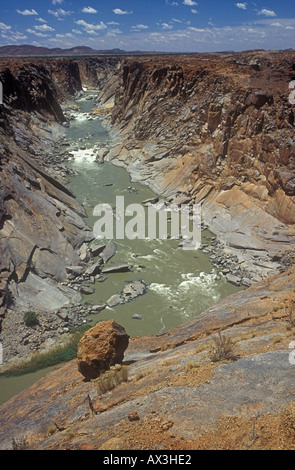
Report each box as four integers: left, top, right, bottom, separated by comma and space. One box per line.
77, 320, 129, 381
0, 266, 295, 450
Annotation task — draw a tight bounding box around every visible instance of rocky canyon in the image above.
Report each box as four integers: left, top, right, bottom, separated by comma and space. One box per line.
0, 50, 295, 450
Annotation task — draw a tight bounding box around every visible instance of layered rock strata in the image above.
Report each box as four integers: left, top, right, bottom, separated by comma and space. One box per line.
0, 60, 93, 360
97, 51, 295, 282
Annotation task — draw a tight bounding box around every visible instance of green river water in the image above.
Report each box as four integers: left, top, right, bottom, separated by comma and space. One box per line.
0, 91, 242, 405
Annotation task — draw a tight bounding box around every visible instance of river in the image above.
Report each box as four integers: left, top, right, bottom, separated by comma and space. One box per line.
0, 90, 242, 405
65, 91, 241, 336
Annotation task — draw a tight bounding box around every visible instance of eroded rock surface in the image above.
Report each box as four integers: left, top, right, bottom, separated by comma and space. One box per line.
0, 59, 94, 361
77, 320, 129, 381
0, 266, 294, 450
98, 51, 295, 281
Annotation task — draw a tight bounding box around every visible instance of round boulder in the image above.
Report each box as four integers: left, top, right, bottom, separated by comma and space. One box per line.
77, 320, 129, 381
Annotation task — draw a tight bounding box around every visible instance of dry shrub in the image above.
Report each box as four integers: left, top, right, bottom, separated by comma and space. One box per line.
97, 365, 128, 394
209, 332, 238, 362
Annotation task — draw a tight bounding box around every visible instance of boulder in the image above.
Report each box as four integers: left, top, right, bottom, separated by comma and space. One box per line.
90, 244, 106, 257
80, 285, 95, 295
107, 294, 124, 308
77, 320, 129, 380
226, 273, 242, 286
122, 281, 146, 300
99, 241, 117, 264
102, 264, 131, 274
85, 259, 103, 276
66, 265, 86, 276
90, 304, 106, 313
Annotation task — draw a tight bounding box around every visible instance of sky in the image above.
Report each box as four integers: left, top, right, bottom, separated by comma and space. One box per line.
0, 1, 294, 52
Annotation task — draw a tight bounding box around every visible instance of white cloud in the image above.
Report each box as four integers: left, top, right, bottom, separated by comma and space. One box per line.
235, 2, 247, 9
72, 29, 83, 35
113, 8, 133, 15
35, 24, 55, 32
162, 23, 173, 30
48, 9, 73, 18
82, 7, 98, 14
36, 18, 47, 23
131, 24, 149, 30
183, 0, 197, 6
56, 33, 73, 38
52, 0, 63, 4
26, 28, 50, 37
107, 21, 120, 26
270, 22, 295, 31
257, 8, 276, 17
5, 31, 28, 42
16, 9, 38, 16
0, 22, 12, 31
191, 9, 198, 13
75, 19, 107, 32
188, 26, 206, 32
106, 28, 123, 37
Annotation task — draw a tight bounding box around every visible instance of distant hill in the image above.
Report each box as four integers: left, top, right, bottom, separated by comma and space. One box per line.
0, 44, 159, 57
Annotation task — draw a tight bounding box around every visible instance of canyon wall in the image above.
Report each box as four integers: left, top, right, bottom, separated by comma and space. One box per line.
98, 51, 295, 281
0, 60, 93, 339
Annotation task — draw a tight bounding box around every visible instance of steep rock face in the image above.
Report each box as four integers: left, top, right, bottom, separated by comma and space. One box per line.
77, 57, 121, 90
0, 60, 93, 359
0, 63, 65, 121
45, 59, 82, 97
100, 51, 295, 280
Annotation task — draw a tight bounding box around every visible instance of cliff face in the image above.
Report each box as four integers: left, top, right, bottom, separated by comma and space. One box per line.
99, 51, 295, 281
0, 63, 65, 121
77, 57, 120, 89
0, 60, 93, 349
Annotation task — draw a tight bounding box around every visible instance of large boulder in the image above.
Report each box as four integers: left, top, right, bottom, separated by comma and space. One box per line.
77, 320, 129, 381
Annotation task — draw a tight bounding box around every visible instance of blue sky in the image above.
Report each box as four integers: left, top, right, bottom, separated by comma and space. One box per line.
0, 1, 294, 52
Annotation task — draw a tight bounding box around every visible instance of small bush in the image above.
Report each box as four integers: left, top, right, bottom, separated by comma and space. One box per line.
97, 365, 128, 394
209, 332, 237, 362
12, 436, 29, 450
24, 311, 39, 327
185, 360, 199, 372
